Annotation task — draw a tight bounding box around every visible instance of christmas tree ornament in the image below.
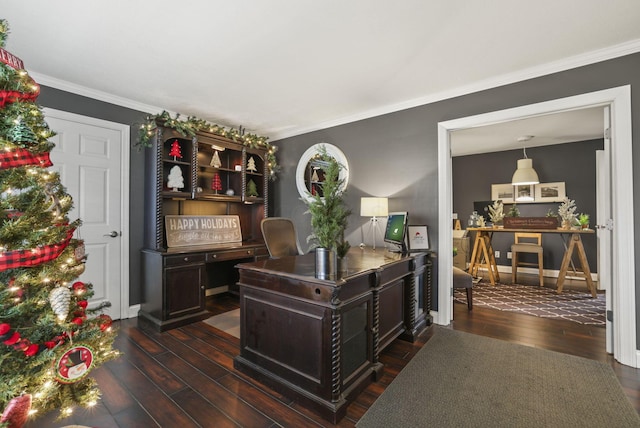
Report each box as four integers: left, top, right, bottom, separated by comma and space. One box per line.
246, 156, 257, 172
167, 165, 184, 191
43, 182, 63, 217
97, 314, 113, 332
168, 139, 182, 160
49, 286, 71, 320
7, 118, 37, 146
246, 179, 259, 197
54, 345, 94, 384
0, 394, 31, 428
210, 150, 222, 168
211, 173, 222, 194
72, 281, 86, 291
74, 240, 86, 262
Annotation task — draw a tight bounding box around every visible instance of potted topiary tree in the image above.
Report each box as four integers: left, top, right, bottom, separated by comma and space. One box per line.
302, 145, 351, 277
558, 197, 578, 229
488, 200, 505, 227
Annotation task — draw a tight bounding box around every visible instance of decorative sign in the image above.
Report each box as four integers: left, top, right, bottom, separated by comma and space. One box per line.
0, 47, 24, 70
165, 215, 242, 247
408, 225, 430, 250
54, 345, 94, 384
503, 217, 558, 229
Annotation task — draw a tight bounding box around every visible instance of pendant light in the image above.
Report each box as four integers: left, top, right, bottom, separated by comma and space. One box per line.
511, 135, 539, 185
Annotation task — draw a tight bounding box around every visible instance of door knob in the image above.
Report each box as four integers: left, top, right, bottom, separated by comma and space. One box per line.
104, 231, 119, 238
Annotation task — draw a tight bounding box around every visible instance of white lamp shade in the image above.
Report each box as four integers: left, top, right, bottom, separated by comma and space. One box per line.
361, 197, 389, 217
511, 158, 539, 185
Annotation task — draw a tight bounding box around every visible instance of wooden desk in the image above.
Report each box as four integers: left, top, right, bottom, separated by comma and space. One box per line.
233, 248, 432, 423
467, 227, 596, 297
139, 241, 268, 331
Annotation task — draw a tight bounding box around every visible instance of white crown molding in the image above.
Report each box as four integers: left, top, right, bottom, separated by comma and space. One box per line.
270, 38, 640, 141
29, 71, 172, 117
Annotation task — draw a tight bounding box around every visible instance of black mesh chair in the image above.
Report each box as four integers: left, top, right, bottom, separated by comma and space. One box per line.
261, 217, 304, 258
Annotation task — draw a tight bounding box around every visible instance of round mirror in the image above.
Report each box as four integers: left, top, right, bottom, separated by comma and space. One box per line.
296, 143, 349, 203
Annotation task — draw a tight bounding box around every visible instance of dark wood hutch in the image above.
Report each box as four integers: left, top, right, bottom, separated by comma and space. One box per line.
139, 125, 269, 331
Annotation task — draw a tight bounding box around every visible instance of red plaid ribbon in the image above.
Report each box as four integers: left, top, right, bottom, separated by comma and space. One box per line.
0, 229, 74, 271
0, 89, 39, 109
0, 148, 52, 169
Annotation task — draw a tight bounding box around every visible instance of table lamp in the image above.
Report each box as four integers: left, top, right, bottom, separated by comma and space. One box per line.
361, 197, 389, 250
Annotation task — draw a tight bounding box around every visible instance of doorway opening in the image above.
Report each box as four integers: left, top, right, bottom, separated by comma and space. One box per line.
437, 86, 637, 367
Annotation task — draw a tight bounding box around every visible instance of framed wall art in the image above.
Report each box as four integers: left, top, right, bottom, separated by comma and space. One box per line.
514, 184, 534, 202
534, 182, 566, 202
407, 225, 430, 250
490, 183, 514, 203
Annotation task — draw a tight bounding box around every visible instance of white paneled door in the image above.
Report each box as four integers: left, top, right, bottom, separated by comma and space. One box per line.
45, 109, 129, 320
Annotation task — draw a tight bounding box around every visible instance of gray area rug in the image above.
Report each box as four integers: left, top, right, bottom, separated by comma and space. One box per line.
203, 308, 240, 338
357, 327, 640, 427
454, 282, 605, 325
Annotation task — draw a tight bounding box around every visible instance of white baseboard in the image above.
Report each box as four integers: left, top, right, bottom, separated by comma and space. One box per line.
475, 265, 598, 282
127, 304, 140, 319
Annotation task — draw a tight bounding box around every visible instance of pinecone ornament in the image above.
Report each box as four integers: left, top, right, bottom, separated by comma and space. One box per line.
49, 286, 71, 320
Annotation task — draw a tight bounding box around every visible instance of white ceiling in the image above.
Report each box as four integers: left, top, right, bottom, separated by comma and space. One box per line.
3, 1, 640, 149
450, 107, 605, 156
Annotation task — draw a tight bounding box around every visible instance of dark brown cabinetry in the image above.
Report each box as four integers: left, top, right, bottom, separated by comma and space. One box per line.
139, 126, 269, 331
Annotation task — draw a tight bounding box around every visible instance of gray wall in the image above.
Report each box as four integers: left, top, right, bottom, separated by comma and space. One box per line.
272, 52, 640, 343
453, 139, 603, 271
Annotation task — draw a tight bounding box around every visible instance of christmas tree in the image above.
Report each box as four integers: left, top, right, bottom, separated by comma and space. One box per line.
246, 156, 257, 172
0, 20, 118, 425
246, 179, 259, 197
211, 173, 222, 193
209, 150, 221, 168
168, 139, 182, 160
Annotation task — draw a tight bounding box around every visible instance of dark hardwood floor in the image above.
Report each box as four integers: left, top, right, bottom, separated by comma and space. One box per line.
27, 288, 640, 427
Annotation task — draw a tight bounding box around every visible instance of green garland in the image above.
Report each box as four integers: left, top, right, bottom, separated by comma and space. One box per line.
137, 110, 279, 180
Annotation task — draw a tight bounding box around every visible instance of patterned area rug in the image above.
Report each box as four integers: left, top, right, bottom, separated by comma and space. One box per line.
454, 282, 606, 325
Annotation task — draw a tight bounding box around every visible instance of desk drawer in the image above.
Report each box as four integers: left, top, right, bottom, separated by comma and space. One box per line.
164, 253, 205, 267
207, 248, 255, 262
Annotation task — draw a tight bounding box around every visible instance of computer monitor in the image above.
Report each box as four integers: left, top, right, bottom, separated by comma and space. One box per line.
384, 212, 408, 253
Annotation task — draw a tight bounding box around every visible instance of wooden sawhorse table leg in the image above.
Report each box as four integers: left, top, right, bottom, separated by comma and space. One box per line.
468, 231, 499, 285
556, 232, 596, 297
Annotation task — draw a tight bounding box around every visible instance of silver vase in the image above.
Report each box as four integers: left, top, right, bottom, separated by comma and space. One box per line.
315, 247, 336, 279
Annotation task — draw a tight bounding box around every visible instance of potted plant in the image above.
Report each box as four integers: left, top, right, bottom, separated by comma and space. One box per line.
507, 203, 520, 218
558, 197, 577, 229
488, 200, 504, 227
577, 213, 590, 229
302, 145, 351, 276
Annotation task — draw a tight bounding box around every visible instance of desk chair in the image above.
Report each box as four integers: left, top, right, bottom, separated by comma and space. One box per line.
261, 217, 304, 258
511, 232, 544, 287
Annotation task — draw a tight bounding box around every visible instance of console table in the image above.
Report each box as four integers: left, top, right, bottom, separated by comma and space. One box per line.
233, 248, 431, 423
